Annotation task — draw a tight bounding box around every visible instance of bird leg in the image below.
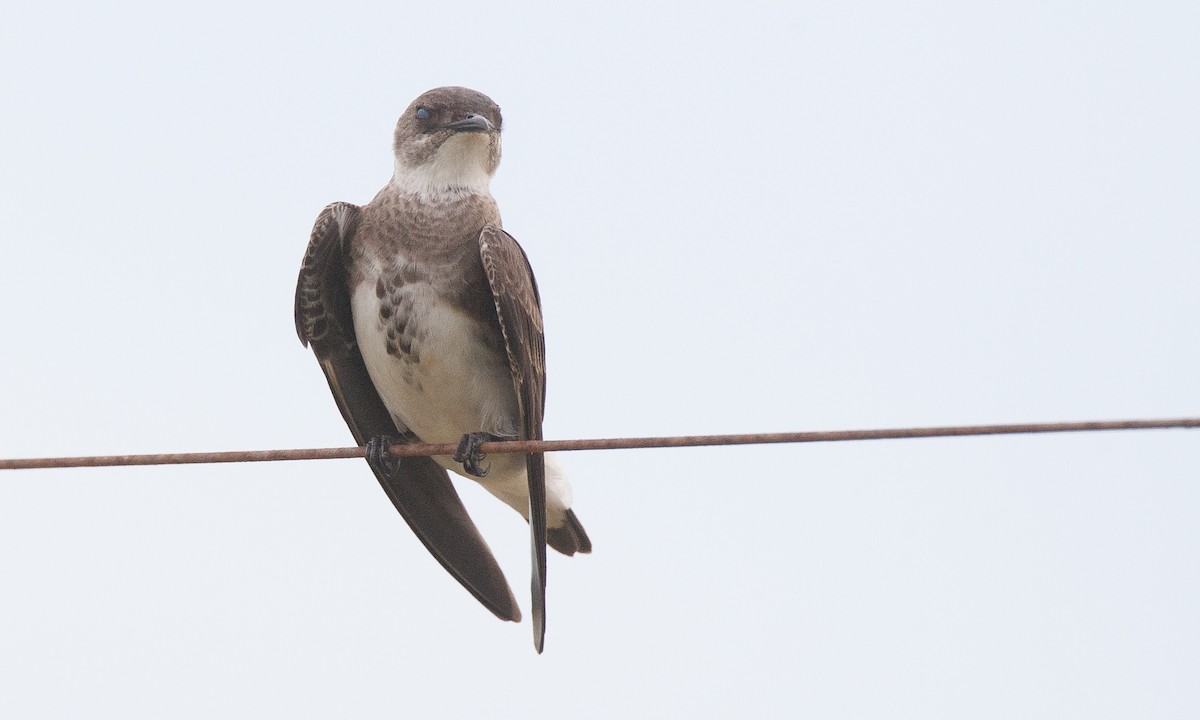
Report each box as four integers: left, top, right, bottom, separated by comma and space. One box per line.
453, 432, 511, 478
365, 435, 402, 477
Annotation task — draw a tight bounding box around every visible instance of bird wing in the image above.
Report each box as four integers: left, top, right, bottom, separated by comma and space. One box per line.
296, 203, 520, 622
478, 225, 549, 652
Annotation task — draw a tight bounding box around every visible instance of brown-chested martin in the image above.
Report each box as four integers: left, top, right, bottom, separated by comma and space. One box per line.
295, 87, 590, 652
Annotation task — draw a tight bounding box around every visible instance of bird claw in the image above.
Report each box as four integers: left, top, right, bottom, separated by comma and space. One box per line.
453, 432, 507, 477
366, 435, 402, 477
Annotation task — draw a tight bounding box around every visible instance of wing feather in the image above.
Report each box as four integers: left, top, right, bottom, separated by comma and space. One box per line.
478, 225, 549, 651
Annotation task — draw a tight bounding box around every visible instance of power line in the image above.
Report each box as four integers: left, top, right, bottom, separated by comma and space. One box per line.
0, 417, 1196, 471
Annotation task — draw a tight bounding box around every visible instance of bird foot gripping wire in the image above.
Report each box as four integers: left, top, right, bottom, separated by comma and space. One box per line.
453, 432, 511, 477
365, 435, 402, 477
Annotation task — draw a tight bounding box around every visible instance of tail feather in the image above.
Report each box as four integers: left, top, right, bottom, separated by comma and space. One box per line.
547, 508, 592, 556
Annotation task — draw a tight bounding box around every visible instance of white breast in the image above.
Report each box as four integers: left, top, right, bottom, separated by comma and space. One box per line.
349, 265, 573, 523
350, 277, 518, 446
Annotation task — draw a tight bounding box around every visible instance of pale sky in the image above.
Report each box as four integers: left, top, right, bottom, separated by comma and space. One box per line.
1, 2, 1198, 718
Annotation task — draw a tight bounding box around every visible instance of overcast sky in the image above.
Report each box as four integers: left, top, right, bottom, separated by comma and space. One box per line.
1, 1, 1198, 718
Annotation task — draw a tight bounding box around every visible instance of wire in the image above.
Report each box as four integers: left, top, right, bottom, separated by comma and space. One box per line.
0, 417, 1196, 471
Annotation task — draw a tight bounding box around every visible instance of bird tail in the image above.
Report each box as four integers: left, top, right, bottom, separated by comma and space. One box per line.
547, 508, 592, 555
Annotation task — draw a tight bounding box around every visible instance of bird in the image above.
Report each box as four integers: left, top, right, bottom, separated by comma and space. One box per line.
294, 86, 590, 652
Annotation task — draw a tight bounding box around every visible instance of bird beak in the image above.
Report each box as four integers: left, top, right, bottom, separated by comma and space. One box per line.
444, 114, 492, 133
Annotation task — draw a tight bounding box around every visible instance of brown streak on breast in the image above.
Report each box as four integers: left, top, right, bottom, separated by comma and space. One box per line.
352, 190, 503, 322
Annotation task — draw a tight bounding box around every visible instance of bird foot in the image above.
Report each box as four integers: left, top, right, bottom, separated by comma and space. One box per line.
453, 432, 510, 477
365, 435, 402, 477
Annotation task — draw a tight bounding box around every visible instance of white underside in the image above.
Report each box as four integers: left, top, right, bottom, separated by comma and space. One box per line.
351, 278, 574, 524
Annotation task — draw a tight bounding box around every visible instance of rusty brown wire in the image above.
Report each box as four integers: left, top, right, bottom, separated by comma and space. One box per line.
0, 417, 1196, 471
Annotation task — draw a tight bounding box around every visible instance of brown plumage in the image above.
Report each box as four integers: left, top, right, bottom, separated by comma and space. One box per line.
295, 87, 589, 652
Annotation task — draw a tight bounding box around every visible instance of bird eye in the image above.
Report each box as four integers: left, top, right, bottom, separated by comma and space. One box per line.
415, 107, 430, 121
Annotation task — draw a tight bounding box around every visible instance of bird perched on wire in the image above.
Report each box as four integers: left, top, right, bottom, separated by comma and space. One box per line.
294, 86, 590, 652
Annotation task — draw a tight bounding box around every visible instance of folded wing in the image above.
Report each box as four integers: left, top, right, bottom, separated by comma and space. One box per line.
478, 225, 549, 651
296, 203, 520, 623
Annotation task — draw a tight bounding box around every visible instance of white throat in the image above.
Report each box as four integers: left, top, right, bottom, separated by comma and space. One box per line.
391, 133, 494, 202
